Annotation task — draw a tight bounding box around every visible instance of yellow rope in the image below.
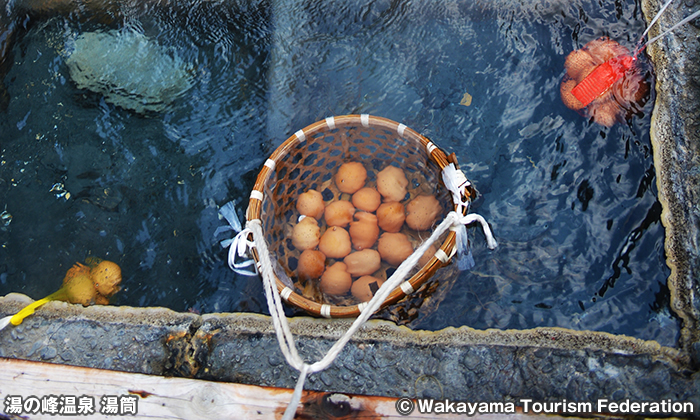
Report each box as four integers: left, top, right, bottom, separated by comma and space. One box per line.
9, 288, 68, 326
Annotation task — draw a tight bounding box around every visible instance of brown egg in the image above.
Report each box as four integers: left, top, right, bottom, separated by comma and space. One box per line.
91, 260, 122, 297
64, 273, 97, 306
352, 187, 381, 212
405, 195, 442, 231
344, 249, 381, 277
349, 212, 379, 250
560, 78, 585, 111
418, 244, 438, 267
292, 217, 321, 250
335, 161, 367, 194
563, 48, 596, 82
376, 166, 408, 202
324, 200, 355, 227
590, 99, 620, 128
320, 262, 353, 295
377, 232, 414, 266
318, 226, 352, 259
297, 249, 326, 281
351, 275, 385, 302
376, 202, 405, 233
297, 190, 325, 219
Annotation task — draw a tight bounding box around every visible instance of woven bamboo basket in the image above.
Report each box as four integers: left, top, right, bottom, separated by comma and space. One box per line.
245, 114, 473, 318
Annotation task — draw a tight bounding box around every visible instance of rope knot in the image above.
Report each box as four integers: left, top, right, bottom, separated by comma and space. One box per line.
446, 210, 499, 271
215, 201, 258, 276
442, 163, 472, 214
457, 213, 498, 250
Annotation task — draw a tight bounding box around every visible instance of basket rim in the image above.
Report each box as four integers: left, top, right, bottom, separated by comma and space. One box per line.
246, 114, 462, 318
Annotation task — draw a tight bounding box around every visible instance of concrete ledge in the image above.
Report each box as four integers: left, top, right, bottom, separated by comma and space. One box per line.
0, 293, 200, 375
2, 293, 698, 410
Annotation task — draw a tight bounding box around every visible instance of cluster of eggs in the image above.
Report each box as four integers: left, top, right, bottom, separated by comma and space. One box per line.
291, 161, 442, 303
560, 37, 648, 127
61, 258, 122, 306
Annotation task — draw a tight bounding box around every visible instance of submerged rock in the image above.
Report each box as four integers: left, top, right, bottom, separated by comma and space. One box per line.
65, 28, 193, 113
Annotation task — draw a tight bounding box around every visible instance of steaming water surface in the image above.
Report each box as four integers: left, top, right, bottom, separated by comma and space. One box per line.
0, 0, 677, 346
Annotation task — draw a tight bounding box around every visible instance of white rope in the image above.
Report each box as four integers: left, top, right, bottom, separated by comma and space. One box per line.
240, 208, 496, 419
216, 201, 258, 276
0, 315, 11, 332
228, 228, 258, 276
633, 0, 700, 56
442, 162, 497, 270
221, 164, 497, 418
638, 0, 675, 45
442, 163, 472, 215
643, 9, 700, 48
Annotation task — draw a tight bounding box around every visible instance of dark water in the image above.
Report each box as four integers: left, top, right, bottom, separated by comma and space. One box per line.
0, 0, 678, 346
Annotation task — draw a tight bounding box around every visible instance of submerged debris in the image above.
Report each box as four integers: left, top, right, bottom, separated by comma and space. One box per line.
0, 209, 11, 227
65, 28, 194, 114
49, 182, 70, 200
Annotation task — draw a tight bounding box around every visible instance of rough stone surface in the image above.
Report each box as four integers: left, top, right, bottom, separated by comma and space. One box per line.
643, 0, 700, 361
0, 293, 200, 375
2, 295, 699, 415
192, 315, 698, 404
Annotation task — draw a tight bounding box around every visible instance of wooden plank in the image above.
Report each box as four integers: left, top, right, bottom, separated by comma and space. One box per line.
0, 358, 480, 419
1, 358, 578, 419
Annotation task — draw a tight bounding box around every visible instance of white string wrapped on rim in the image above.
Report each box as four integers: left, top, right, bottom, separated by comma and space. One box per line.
442, 162, 498, 269
220, 164, 496, 419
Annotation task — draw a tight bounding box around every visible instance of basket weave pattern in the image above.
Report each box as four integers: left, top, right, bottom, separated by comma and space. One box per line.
246, 115, 462, 318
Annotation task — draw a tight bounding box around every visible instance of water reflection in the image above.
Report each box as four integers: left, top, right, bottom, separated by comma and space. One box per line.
0, 0, 677, 345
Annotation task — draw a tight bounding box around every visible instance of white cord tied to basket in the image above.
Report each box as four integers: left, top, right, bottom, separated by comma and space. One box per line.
216, 201, 258, 276
219, 165, 497, 419
442, 163, 498, 270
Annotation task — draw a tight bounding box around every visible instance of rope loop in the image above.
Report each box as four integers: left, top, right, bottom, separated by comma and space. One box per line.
228, 229, 257, 276
457, 213, 499, 250
216, 201, 258, 276
448, 211, 498, 270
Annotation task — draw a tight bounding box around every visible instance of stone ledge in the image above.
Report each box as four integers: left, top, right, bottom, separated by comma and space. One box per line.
644, 0, 700, 363
1, 293, 697, 409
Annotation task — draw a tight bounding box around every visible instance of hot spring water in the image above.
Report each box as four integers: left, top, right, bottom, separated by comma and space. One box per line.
0, 0, 678, 346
